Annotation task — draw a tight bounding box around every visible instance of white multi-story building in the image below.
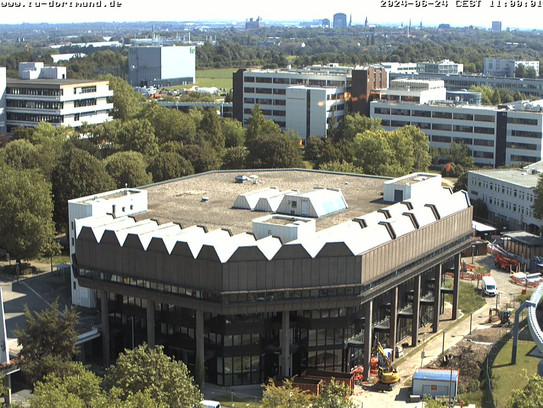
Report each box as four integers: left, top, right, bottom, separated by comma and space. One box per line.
370, 80, 543, 167
128, 45, 196, 87
468, 162, 543, 232
374, 78, 446, 104
68, 188, 148, 307
0, 67, 5, 133
233, 64, 388, 141
416, 60, 463, 75
5, 63, 113, 131
484, 58, 540, 78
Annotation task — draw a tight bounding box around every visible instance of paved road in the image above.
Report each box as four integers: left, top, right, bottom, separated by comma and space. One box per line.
351, 255, 525, 408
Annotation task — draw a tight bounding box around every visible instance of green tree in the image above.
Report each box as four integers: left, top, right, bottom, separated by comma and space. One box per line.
533, 174, 543, 220
261, 378, 314, 408
0, 165, 57, 262
305, 136, 325, 163
396, 125, 431, 171
105, 344, 202, 408
246, 105, 281, 147
112, 119, 159, 157
51, 147, 115, 231
147, 152, 194, 182
105, 75, 144, 121
446, 141, 475, 168
180, 144, 221, 173
422, 395, 447, 407
453, 170, 469, 192
510, 373, 543, 407
314, 379, 354, 408
199, 109, 225, 151
16, 300, 79, 385
222, 146, 248, 170
246, 133, 303, 169
335, 113, 382, 141
0, 139, 42, 171
353, 130, 397, 176
221, 117, 246, 147
104, 151, 153, 188
143, 104, 201, 146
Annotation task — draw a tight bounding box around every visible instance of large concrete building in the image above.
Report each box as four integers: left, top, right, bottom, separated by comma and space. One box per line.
128, 46, 196, 87
370, 79, 543, 168
69, 169, 472, 386
468, 162, 543, 233
416, 60, 463, 75
233, 64, 388, 141
4, 63, 113, 131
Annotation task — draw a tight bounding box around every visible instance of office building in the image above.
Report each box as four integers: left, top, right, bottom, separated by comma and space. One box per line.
245, 17, 263, 29
416, 60, 463, 75
492, 21, 502, 32
333, 13, 347, 28
468, 161, 543, 233
484, 58, 539, 78
389, 72, 543, 99
233, 64, 387, 141
70, 169, 472, 385
128, 46, 196, 87
0, 67, 5, 133
370, 80, 543, 167
4, 63, 113, 132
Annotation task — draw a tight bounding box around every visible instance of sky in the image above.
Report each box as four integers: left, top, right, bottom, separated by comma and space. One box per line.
0, 0, 542, 29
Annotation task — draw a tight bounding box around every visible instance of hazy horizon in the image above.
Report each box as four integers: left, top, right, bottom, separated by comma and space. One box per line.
0, 0, 542, 30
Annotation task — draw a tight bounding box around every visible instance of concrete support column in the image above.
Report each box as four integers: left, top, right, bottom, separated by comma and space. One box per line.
412, 275, 421, 347
100, 290, 110, 366
433, 264, 443, 333
363, 300, 373, 380
146, 300, 155, 348
452, 254, 461, 320
280, 311, 291, 377
389, 287, 398, 361
195, 309, 204, 368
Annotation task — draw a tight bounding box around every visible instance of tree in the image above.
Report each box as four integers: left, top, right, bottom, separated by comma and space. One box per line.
105, 75, 144, 121
353, 130, 397, 176
16, 300, 79, 385
533, 174, 543, 220
335, 113, 382, 141
199, 109, 225, 151
105, 344, 202, 408
453, 171, 469, 192
51, 147, 115, 231
112, 119, 159, 157
143, 104, 201, 146
222, 118, 246, 147
0, 165, 57, 262
180, 144, 221, 173
148, 152, 194, 182
245, 105, 281, 147
314, 379, 354, 408
30, 362, 159, 408
104, 151, 153, 188
221, 146, 248, 170
510, 373, 543, 408
396, 125, 431, 171
246, 133, 303, 169
261, 378, 314, 408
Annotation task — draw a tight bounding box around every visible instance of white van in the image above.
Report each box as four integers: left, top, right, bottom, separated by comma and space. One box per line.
200, 401, 221, 408
482, 276, 498, 297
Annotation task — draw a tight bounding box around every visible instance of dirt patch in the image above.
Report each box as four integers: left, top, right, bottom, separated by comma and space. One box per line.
425, 326, 509, 391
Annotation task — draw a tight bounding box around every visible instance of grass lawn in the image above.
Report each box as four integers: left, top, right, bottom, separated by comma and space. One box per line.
196, 68, 236, 89
491, 339, 540, 407
444, 278, 486, 314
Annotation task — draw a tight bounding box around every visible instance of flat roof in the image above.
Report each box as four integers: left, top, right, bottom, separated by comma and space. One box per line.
469, 168, 539, 189
138, 170, 389, 234
6, 78, 109, 87
503, 231, 543, 247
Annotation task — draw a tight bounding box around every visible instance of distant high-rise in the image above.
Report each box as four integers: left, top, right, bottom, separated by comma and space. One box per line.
333, 13, 347, 29
365, 17, 368, 27
349, 14, 352, 27
492, 21, 502, 31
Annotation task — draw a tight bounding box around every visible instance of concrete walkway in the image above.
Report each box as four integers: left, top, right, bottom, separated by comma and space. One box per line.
351, 302, 493, 407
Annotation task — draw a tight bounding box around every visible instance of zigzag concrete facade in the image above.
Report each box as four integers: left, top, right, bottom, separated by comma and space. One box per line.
70, 170, 473, 386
